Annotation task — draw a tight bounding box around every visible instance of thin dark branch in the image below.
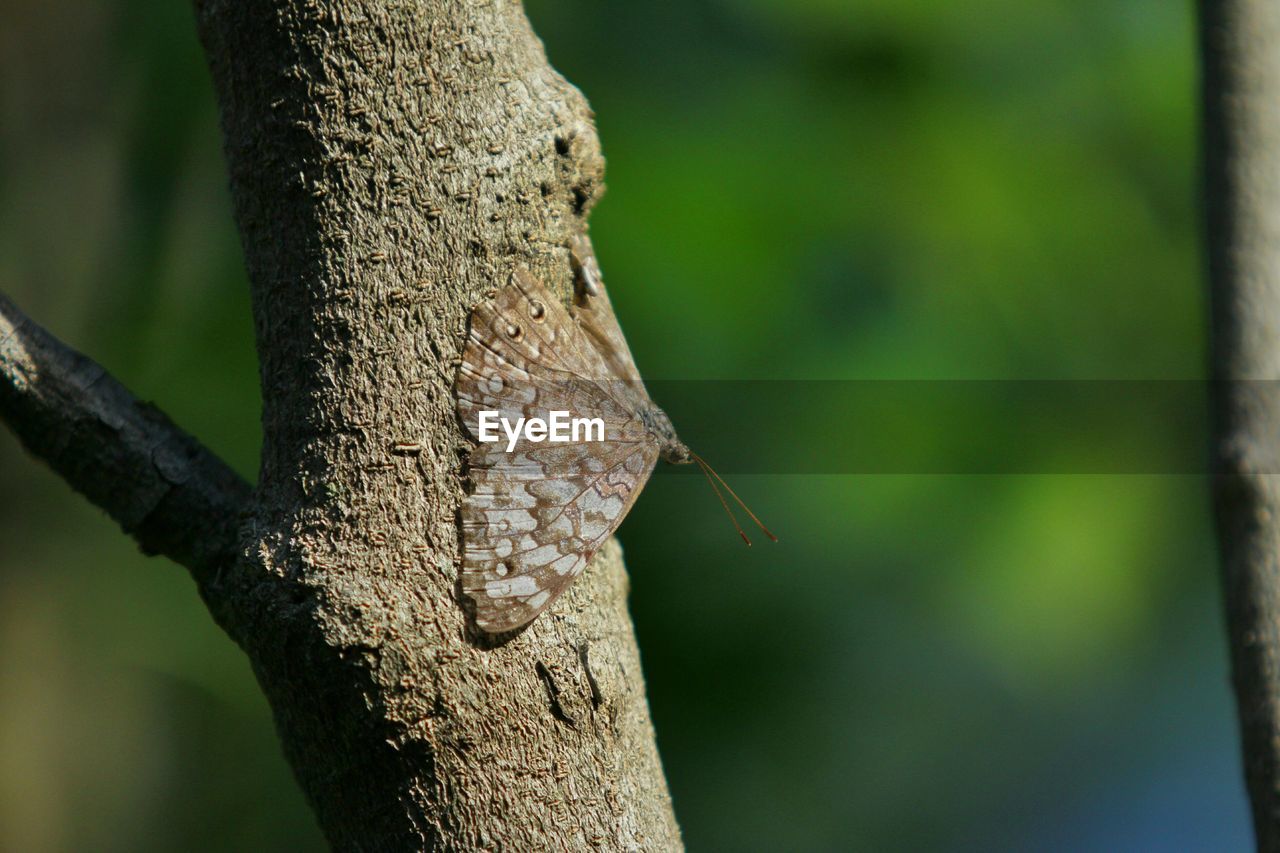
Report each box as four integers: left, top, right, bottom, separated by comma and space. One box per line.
0, 293, 251, 584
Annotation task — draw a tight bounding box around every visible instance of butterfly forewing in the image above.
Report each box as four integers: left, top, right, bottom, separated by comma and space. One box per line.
570, 235, 646, 388
458, 266, 661, 632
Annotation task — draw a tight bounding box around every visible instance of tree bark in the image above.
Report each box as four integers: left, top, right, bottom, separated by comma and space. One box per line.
1, 0, 682, 849
1202, 1, 1280, 847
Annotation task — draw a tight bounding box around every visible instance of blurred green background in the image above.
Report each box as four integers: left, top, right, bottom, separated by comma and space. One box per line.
0, 0, 1245, 850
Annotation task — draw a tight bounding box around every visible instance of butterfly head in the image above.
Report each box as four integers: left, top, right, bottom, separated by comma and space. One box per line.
640, 406, 692, 465
661, 439, 693, 465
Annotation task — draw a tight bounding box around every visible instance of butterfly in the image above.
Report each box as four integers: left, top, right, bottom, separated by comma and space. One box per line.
456, 236, 774, 632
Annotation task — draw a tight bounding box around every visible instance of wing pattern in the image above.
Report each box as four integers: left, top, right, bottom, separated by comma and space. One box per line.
457, 267, 660, 632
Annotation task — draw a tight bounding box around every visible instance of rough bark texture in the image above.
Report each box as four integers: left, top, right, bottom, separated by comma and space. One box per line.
0, 0, 682, 849
1202, 0, 1280, 847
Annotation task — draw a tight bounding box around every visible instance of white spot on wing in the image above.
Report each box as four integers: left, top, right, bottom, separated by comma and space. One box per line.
551, 553, 579, 575
486, 576, 539, 598
579, 514, 611, 541
522, 544, 564, 566
529, 479, 581, 504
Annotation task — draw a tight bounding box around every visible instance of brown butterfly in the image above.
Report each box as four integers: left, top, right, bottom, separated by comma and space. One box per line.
456, 236, 774, 632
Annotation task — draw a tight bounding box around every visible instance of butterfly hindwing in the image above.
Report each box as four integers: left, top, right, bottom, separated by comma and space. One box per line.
461, 442, 658, 632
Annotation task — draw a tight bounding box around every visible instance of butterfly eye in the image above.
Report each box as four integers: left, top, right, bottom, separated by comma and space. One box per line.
504, 322, 523, 341
528, 301, 546, 321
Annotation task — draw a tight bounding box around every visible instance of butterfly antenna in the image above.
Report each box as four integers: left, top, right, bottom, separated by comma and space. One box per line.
692, 455, 752, 546
690, 451, 779, 544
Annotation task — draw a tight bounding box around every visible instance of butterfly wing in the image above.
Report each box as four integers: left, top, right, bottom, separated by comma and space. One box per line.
460, 442, 659, 632
457, 270, 660, 632
569, 235, 653, 413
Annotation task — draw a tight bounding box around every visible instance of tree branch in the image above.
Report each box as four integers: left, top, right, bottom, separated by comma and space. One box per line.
0, 293, 251, 585
1201, 0, 1280, 845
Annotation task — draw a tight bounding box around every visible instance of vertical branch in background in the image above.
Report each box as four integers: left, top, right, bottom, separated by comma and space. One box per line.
1202, 0, 1280, 846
